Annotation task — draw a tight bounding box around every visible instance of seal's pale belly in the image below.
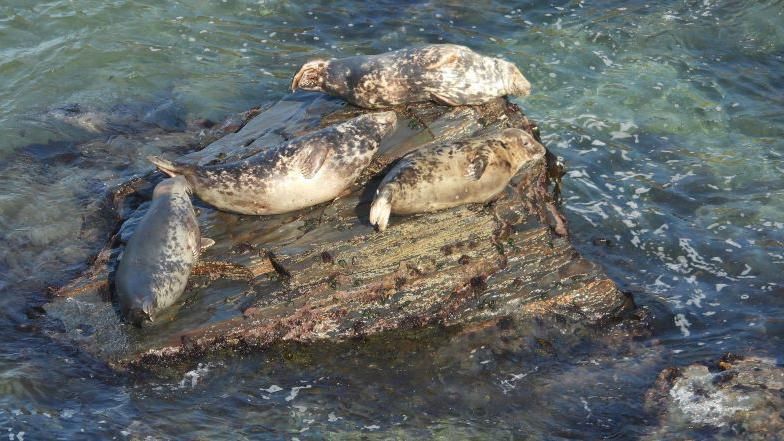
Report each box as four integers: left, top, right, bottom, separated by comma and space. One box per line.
390, 174, 511, 214
198, 171, 356, 215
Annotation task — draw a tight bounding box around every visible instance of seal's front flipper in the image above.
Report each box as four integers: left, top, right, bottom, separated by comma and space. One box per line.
200, 238, 215, 252
465, 148, 490, 180
430, 92, 459, 107
292, 144, 329, 179
193, 238, 215, 259
465, 157, 487, 180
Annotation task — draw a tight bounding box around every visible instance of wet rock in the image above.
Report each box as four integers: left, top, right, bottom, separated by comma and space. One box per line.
645, 355, 784, 440
47, 103, 110, 133
46, 97, 194, 136
25, 306, 47, 320
44, 92, 634, 371
139, 99, 186, 131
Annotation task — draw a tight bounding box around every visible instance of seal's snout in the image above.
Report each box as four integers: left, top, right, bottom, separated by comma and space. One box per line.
503, 128, 545, 161
524, 137, 546, 158
291, 60, 327, 91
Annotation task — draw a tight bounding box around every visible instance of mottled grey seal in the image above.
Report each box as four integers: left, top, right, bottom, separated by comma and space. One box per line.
291, 44, 531, 109
115, 176, 212, 326
369, 128, 545, 231
148, 112, 397, 215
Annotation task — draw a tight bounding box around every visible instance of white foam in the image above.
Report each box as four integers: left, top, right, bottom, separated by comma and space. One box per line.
285, 385, 312, 402
674, 313, 691, 337
669, 368, 751, 426
176, 363, 218, 389
261, 385, 283, 393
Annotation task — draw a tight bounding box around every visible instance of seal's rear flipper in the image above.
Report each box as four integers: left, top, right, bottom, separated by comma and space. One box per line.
369, 194, 392, 232
430, 92, 459, 107
148, 155, 185, 177
291, 60, 327, 91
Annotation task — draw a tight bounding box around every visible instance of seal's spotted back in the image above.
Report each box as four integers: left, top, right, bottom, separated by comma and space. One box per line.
292, 44, 531, 109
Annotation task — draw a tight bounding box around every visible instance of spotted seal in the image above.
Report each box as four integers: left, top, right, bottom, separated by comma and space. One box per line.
148, 111, 397, 215
369, 128, 546, 231
291, 44, 531, 109
115, 176, 213, 326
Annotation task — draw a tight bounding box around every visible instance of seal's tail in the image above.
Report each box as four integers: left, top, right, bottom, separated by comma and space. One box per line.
369, 190, 392, 232
148, 156, 191, 178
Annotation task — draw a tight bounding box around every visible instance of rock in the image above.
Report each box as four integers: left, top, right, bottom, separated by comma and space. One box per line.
645, 355, 784, 440
43, 91, 634, 371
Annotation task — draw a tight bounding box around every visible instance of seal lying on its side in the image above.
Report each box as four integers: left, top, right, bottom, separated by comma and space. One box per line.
369, 128, 546, 232
291, 44, 531, 109
115, 176, 212, 326
149, 112, 397, 215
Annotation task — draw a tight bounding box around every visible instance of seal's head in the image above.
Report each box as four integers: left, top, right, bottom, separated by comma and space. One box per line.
291, 60, 329, 92
499, 60, 532, 97
501, 128, 546, 165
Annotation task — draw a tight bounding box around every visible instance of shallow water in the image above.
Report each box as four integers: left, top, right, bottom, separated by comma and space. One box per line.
1, 0, 782, 438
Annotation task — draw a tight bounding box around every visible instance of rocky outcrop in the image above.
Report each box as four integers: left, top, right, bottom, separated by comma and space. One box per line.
645, 355, 784, 440
43, 92, 634, 371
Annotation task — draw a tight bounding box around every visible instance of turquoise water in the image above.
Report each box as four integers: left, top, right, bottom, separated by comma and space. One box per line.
1, 0, 783, 438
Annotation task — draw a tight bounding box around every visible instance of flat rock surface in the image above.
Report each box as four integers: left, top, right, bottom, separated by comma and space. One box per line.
645, 355, 784, 440
43, 92, 633, 371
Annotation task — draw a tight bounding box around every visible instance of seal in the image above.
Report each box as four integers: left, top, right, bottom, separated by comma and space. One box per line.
291, 44, 531, 109
114, 176, 213, 326
148, 111, 397, 215
369, 128, 546, 231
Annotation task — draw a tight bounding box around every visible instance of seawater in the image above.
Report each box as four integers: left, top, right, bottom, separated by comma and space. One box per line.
1, 0, 782, 438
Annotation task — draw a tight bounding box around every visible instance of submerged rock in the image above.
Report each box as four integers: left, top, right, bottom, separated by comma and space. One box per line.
43, 92, 635, 371
645, 355, 784, 440
46, 99, 188, 135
